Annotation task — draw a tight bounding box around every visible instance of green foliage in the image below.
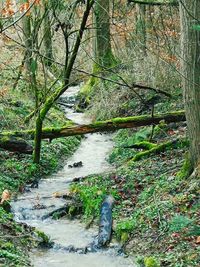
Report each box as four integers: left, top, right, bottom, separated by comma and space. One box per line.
116, 219, 136, 241
71, 175, 118, 220
36, 230, 52, 247
71, 182, 105, 218
144, 257, 160, 267
0, 208, 31, 266
109, 127, 153, 165
169, 215, 194, 233
192, 24, 200, 31
109, 146, 136, 165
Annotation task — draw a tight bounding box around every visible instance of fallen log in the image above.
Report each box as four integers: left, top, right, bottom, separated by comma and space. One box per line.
130, 138, 188, 162
98, 195, 115, 247
0, 137, 33, 154
0, 111, 185, 141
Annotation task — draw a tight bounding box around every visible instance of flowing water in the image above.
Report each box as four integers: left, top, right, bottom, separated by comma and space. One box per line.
12, 85, 135, 267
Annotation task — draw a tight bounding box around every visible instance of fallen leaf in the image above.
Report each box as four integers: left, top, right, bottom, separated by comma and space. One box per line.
0, 189, 11, 204
166, 244, 174, 251
171, 232, 180, 238
53, 192, 62, 198
196, 236, 200, 244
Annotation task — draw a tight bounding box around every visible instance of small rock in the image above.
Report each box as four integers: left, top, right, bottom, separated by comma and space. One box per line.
68, 161, 83, 168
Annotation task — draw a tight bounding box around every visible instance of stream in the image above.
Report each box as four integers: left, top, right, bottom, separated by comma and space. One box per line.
12, 85, 135, 267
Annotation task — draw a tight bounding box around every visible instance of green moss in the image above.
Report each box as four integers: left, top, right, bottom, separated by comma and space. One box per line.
116, 219, 136, 242
177, 153, 193, 179
131, 139, 188, 162
78, 54, 118, 109
78, 69, 99, 108
80, 76, 98, 96
0, 110, 185, 140
0, 136, 10, 143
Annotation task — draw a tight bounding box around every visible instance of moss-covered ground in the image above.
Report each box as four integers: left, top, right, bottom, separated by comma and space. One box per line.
71, 123, 200, 267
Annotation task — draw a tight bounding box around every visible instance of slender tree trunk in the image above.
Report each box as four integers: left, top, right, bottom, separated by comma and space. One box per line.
94, 0, 116, 68
135, 4, 147, 55
180, 1, 200, 174
32, 0, 94, 163
21, 2, 40, 162
33, 115, 43, 164
22, 2, 38, 97
43, 1, 53, 67
22, 13, 32, 76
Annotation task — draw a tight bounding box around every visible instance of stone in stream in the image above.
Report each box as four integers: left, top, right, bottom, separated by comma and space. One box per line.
68, 161, 83, 168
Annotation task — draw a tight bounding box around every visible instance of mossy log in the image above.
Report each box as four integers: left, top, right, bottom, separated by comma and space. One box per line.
0, 111, 185, 141
123, 141, 157, 150
131, 138, 188, 162
0, 137, 33, 154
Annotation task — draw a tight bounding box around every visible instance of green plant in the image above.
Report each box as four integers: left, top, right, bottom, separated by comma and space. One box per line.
144, 257, 160, 267
116, 218, 136, 240
36, 230, 52, 248
169, 215, 194, 233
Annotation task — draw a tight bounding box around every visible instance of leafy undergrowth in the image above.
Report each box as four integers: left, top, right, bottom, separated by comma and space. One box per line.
0, 90, 82, 266
71, 124, 200, 267
0, 208, 32, 266
0, 88, 69, 131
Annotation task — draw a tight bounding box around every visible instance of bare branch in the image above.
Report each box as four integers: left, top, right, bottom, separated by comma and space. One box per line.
127, 0, 178, 6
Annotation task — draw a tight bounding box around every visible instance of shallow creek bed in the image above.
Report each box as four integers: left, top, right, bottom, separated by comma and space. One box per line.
11, 86, 135, 267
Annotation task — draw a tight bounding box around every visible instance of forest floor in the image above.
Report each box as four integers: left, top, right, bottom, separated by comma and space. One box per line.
71, 123, 200, 267
70, 83, 200, 267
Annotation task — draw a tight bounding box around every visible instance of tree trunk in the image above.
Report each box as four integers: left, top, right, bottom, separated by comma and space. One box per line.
78, 0, 116, 107
0, 111, 185, 141
33, 115, 43, 164
31, 0, 94, 163
180, 1, 200, 174
22, 1, 38, 104
135, 3, 147, 55
94, 0, 116, 68
43, 1, 53, 67
22, 11, 33, 75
